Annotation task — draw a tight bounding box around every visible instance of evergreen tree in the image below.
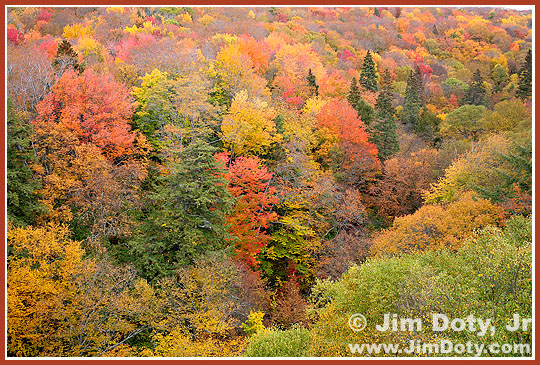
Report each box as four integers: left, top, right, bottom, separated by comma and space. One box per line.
401, 66, 424, 127
374, 7, 380, 17
359, 50, 378, 92
433, 24, 439, 36
368, 70, 399, 161
52, 40, 84, 76
348, 77, 374, 126
517, 49, 532, 100
463, 69, 486, 106
306, 68, 319, 97
129, 139, 235, 281
7, 99, 44, 226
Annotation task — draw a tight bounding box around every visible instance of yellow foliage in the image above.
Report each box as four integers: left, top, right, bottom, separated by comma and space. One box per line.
63, 23, 94, 39
221, 90, 279, 156
179, 12, 192, 24
371, 192, 504, 256
199, 14, 215, 27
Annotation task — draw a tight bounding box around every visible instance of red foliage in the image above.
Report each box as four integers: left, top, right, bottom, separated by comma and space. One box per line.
36, 8, 53, 22
33, 70, 136, 159
317, 99, 379, 165
7, 26, 24, 45
217, 152, 279, 270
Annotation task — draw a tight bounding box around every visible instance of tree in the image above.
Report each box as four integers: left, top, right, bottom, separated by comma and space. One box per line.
129, 139, 234, 281
52, 40, 84, 76
462, 69, 486, 106
347, 77, 374, 126
415, 107, 442, 145
306, 68, 319, 97
401, 66, 424, 127
132, 68, 217, 160
439, 104, 486, 141
8, 223, 155, 357
33, 69, 137, 160
359, 50, 378, 92
315, 99, 380, 188
368, 148, 442, 219
7, 99, 44, 226
221, 90, 279, 157
217, 153, 279, 270
517, 49, 532, 100
368, 69, 399, 161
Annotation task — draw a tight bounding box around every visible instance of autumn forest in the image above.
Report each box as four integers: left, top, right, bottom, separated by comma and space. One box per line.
6, 6, 533, 357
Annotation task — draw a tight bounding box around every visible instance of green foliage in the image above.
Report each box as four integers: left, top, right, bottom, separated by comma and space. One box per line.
401, 67, 424, 127
359, 50, 378, 92
7, 99, 44, 226
129, 139, 234, 281
347, 77, 374, 126
306, 68, 319, 97
439, 104, 486, 140
368, 70, 399, 161
310, 216, 532, 356
516, 49, 532, 100
462, 69, 486, 106
245, 327, 311, 357
52, 40, 84, 76
415, 107, 442, 146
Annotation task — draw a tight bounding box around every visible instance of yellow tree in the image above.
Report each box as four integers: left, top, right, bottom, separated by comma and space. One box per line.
371, 192, 505, 256
221, 90, 280, 156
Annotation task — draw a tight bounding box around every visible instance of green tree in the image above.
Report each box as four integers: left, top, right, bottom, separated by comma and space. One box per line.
7, 99, 44, 226
129, 139, 234, 281
368, 70, 399, 161
52, 40, 84, 77
462, 69, 486, 106
439, 104, 486, 141
401, 66, 424, 127
306, 68, 319, 97
415, 107, 442, 146
517, 49, 532, 100
347, 77, 374, 126
359, 50, 378, 92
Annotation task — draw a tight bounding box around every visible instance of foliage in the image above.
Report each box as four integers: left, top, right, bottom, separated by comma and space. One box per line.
129, 139, 234, 281
245, 327, 311, 357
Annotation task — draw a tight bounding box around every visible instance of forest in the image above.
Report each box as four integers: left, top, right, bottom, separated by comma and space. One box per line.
6, 6, 532, 357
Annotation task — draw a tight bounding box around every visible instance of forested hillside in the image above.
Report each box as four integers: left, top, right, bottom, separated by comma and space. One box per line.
7, 6, 532, 357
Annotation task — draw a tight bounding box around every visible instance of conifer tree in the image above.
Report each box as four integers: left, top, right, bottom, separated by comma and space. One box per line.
7, 99, 44, 226
129, 139, 234, 281
52, 40, 84, 76
348, 77, 374, 126
306, 68, 319, 97
401, 67, 424, 127
463, 69, 486, 106
368, 70, 399, 161
359, 50, 378, 92
517, 49, 532, 100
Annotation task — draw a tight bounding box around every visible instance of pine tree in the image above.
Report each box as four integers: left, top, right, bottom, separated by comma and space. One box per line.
374, 7, 380, 17
348, 77, 374, 126
463, 69, 486, 106
306, 68, 319, 97
517, 49, 532, 100
359, 50, 378, 92
401, 67, 424, 127
7, 99, 44, 226
129, 139, 235, 281
52, 40, 84, 76
368, 70, 399, 161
